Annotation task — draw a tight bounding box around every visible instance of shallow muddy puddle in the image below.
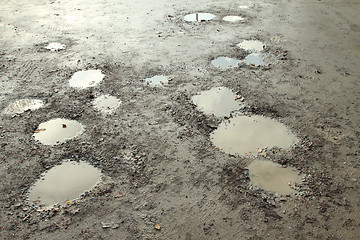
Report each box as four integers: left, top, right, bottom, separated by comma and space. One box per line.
248, 160, 303, 195
210, 115, 298, 155
192, 87, 243, 117
3, 99, 44, 114
145, 75, 169, 86
237, 40, 265, 52
223, 16, 245, 22
28, 161, 101, 208
244, 53, 275, 66
93, 94, 121, 114
44, 42, 66, 51
211, 57, 241, 69
33, 118, 85, 145
69, 69, 104, 89
184, 13, 215, 22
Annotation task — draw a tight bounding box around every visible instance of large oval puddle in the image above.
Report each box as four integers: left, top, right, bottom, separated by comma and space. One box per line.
3, 99, 44, 114
248, 160, 303, 195
93, 94, 121, 114
33, 118, 85, 145
237, 40, 265, 53
184, 13, 215, 22
192, 87, 243, 117
28, 160, 101, 208
211, 57, 241, 69
69, 69, 104, 89
210, 115, 298, 155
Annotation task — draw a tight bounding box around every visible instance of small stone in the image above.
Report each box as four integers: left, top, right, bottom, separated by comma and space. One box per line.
101, 221, 119, 229
154, 223, 161, 230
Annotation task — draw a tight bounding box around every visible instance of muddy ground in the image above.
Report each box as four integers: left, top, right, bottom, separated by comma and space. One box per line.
0, 0, 359, 239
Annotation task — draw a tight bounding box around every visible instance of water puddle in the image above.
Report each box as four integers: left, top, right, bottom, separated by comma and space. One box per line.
248, 160, 303, 195
244, 53, 275, 66
192, 87, 243, 117
211, 57, 240, 69
184, 13, 215, 22
239, 6, 249, 9
93, 94, 121, 114
3, 99, 44, 114
237, 40, 265, 52
210, 115, 298, 155
28, 160, 101, 208
69, 69, 104, 89
145, 75, 169, 86
33, 118, 85, 145
223, 16, 245, 22
44, 42, 66, 51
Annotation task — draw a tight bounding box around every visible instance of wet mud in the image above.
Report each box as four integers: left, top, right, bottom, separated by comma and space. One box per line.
0, 0, 359, 239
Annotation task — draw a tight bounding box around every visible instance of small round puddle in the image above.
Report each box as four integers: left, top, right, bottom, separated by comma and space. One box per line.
44, 42, 66, 51
244, 53, 275, 66
93, 94, 121, 114
184, 13, 215, 22
3, 99, 44, 114
248, 160, 303, 195
192, 87, 244, 117
28, 160, 101, 208
223, 16, 245, 22
69, 70, 104, 89
145, 75, 169, 86
33, 118, 85, 145
211, 57, 240, 69
210, 115, 298, 155
237, 40, 265, 52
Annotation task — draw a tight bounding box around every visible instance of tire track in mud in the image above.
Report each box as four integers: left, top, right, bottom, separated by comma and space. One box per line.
43, 23, 63, 36
17, 60, 38, 81
47, 24, 60, 34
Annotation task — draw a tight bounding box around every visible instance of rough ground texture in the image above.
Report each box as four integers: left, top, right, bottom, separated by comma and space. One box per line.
0, 0, 359, 239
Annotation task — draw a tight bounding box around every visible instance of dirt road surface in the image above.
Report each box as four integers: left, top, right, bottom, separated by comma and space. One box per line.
1, 0, 359, 239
